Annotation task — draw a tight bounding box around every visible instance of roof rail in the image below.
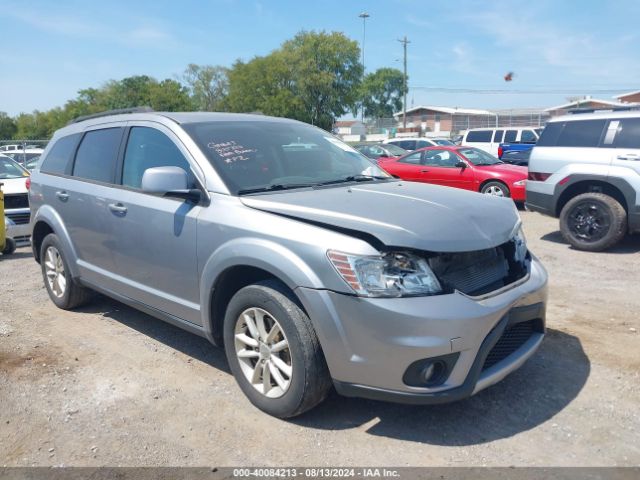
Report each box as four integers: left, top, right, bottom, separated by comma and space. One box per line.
568, 105, 640, 114
68, 106, 155, 125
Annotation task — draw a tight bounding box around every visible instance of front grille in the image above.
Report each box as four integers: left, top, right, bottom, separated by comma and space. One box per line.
6, 212, 30, 225
427, 239, 528, 296
482, 320, 537, 371
3, 194, 29, 209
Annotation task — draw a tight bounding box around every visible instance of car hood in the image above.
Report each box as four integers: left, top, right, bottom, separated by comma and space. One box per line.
240, 181, 520, 252
0, 177, 29, 195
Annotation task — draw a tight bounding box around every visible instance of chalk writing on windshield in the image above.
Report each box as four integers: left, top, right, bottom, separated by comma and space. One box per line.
207, 140, 257, 164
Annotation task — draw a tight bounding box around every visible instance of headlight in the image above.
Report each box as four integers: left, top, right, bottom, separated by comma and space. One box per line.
328, 250, 442, 297
513, 225, 527, 263
513, 179, 526, 186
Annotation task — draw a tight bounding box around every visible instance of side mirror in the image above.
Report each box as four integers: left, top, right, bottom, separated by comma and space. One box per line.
455, 161, 467, 169
141, 166, 201, 202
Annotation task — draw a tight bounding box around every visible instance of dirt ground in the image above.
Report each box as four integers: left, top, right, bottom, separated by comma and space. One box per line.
1, 211, 639, 467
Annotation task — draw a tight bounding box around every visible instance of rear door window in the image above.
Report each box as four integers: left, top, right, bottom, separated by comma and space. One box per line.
504, 130, 517, 142
73, 128, 123, 183
493, 130, 504, 143
466, 131, 492, 142
41, 134, 81, 175
556, 120, 606, 147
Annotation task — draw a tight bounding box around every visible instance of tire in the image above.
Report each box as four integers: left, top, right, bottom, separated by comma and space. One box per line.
40, 233, 93, 309
2, 238, 16, 255
223, 279, 331, 418
559, 192, 627, 252
481, 181, 510, 198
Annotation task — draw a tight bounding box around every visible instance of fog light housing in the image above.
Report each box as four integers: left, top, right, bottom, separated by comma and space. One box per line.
403, 353, 459, 388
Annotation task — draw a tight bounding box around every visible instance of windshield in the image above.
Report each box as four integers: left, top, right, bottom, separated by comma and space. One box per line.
184, 121, 391, 194
459, 147, 503, 166
382, 144, 408, 156
0, 156, 30, 179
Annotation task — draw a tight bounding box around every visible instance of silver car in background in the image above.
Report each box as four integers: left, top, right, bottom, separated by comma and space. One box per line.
29, 110, 548, 418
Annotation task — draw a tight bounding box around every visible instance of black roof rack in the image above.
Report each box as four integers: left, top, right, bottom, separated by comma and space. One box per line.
68, 106, 155, 125
568, 105, 640, 114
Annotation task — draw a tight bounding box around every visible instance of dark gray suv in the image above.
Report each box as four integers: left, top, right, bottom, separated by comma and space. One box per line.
30, 110, 548, 417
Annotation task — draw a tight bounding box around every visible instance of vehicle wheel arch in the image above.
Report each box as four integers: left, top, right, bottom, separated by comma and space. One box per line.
30, 207, 79, 277
200, 239, 322, 346
556, 179, 628, 218
479, 178, 509, 193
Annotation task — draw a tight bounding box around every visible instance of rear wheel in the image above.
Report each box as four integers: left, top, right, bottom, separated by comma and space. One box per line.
481, 181, 510, 198
223, 280, 331, 418
559, 192, 627, 251
2, 238, 16, 255
40, 234, 93, 309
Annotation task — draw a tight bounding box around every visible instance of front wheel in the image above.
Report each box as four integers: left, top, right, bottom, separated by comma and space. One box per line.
40, 234, 93, 309
559, 193, 627, 251
223, 280, 331, 418
481, 181, 510, 198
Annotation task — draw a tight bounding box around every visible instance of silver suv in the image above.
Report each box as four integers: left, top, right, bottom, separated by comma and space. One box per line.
527, 109, 640, 251
30, 109, 548, 418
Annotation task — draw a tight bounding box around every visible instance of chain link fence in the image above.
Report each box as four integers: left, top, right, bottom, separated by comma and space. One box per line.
0, 139, 49, 169
341, 110, 549, 142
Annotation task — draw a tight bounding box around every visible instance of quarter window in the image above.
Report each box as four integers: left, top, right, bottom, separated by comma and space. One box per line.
73, 128, 123, 183
41, 134, 81, 175
122, 127, 193, 189
520, 130, 537, 143
466, 131, 492, 142
399, 152, 423, 165
612, 118, 640, 149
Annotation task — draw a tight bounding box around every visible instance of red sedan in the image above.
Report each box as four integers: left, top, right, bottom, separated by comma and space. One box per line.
378, 146, 528, 202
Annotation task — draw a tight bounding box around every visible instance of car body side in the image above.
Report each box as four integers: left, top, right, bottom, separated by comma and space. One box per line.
30, 112, 547, 402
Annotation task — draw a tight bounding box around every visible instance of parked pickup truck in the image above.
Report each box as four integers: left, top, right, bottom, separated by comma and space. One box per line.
498, 143, 534, 166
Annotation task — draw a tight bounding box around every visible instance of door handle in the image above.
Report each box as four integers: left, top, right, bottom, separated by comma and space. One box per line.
617, 154, 639, 161
420, 169, 431, 173
55, 191, 69, 202
108, 203, 128, 216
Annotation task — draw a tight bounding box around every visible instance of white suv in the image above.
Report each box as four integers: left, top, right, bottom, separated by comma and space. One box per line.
462, 127, 541, 156
526, 109, 640, 251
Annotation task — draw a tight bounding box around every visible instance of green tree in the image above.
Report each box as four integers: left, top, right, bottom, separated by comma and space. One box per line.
226, 30, 362, 130
0, 112, 17, 140
284, 31, 363, 129
182, 64, 229, 111
359, 68, 407, 119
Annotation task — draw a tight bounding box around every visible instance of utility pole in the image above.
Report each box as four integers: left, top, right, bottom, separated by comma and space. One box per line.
398, 36, 410, 129
358, 12, 370, 123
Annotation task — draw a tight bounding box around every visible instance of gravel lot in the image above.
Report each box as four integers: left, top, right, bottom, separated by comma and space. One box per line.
1, 211, 639, 467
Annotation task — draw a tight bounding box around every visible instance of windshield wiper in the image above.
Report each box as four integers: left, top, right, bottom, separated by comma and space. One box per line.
237, 183, 315, 195
315, 174, 391, 186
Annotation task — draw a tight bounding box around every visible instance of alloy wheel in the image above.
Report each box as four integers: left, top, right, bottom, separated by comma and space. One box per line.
567, 201, 611, 243
484, 185, 505, 197
44, 246, 66, 298
234, 307, 293, 398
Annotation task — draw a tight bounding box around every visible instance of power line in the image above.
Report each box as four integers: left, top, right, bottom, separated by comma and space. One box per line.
409, 86, 638, 95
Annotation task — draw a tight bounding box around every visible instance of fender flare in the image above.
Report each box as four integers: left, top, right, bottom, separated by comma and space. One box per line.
32, 206, 80, 278
199, 237, 324, 340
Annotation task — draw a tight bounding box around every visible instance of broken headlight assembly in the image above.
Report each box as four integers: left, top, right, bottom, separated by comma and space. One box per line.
513, 224, 528, 263
328, 250, 442, 297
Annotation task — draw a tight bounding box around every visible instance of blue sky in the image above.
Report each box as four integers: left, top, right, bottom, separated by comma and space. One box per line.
2, 0, 640, 116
